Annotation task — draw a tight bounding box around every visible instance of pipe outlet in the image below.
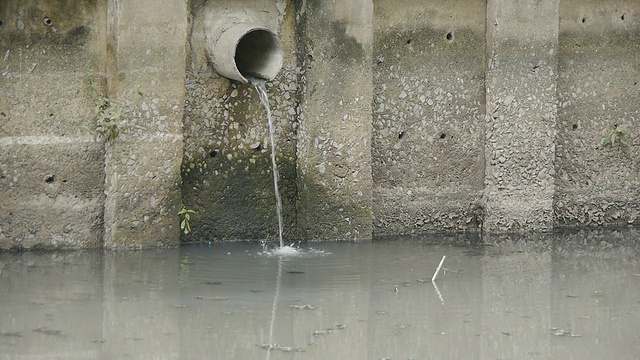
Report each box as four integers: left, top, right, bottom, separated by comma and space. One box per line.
206, 22, 283, 84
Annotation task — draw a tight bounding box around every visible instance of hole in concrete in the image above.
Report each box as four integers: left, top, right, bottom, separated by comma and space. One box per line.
0, 20, 3, 27
49, 113, 54, 117
621, 14, 625, 21
440, 133, 447, 139
62, 179, 68, 184
398, 131, 404, 139
446, 32, 454, 41
572, 124, 578, 130
406, 39, 412, 45
43, 17, 52, 26
209, 150, 218, 158
45, 175, 55, 183
581, 17, 586, 23
235, 29, 283, 80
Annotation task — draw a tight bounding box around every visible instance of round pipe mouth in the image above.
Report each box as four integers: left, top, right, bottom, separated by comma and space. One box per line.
208, 23, 283, 84
235, 28, 282, 82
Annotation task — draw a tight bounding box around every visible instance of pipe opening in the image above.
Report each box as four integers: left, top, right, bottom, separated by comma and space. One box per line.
235, 29, 281, 81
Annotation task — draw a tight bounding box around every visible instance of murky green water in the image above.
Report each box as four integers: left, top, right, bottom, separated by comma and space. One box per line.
1, 231, 640, 360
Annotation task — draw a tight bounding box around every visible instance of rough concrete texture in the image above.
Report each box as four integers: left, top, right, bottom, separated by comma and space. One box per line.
295, 0, 374, 240
2, 0, 640, 250
484, 0, 560, 232
555, 0, 640, 227
181, 0, 299, 242
372, 0, 486, 235
102, 0, 187, 249
0, 0, 107, 250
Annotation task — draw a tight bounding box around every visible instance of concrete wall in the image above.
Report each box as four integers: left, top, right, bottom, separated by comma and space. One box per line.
0, 0, 107, 250
181, 0, 299, 242
0, 0, 187, 250
295, 0, 374, 240
0, 0, 639, 249
555, 0, 640, 227
372, 0, 486, 235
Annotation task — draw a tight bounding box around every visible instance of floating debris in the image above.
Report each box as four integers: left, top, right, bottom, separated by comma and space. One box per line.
631, 273, 640, 277
565, 294, 578, 298
397, 323, 411, 329
33, 327, 62, 336
27, 63, 37, 73
194, 296, 228, 301
257, 344, 305, 352
289, 304, 315, 310
202, 281, 222, 285
1, 331, 22, 337
432, 255, 447, 282
334, 324, 347, 330
172, 304, 187, 308
550, 327, 582, 337
287, 271, 305, 274
579, 316, 591, 320
312, 329, 333, 336
592, 291, 605, 297
375, 310, 388, 315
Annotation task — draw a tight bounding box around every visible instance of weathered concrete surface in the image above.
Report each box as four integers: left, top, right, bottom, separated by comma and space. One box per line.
0, 0, 107, 250
295, 0, 374, 240
555, 0, 640, 227
2, 0, 640, 250
181, 0, 299, 242
103, 0, 187, 248
484, 0, 560, 232
372, 0, 486, 236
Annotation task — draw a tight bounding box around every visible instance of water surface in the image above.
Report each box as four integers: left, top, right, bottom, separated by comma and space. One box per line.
1, 231, 639, 359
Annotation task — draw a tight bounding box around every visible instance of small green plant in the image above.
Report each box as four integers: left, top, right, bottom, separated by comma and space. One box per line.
602, 124, 628, 147
178, 205, 197, 235
84, 70, 123, 141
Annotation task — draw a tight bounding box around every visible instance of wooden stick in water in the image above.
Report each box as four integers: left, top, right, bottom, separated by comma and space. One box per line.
431, 255, 446, 282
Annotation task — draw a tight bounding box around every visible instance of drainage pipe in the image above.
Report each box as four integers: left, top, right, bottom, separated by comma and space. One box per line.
205, 21, 283, 83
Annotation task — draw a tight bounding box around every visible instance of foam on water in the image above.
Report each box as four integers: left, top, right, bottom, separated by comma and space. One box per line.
258, 244, 330, 257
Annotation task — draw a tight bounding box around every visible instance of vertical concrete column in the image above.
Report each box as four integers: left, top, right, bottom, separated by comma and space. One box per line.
103, 0, 187, 248
295, 0, 374, 240
484, 0, 560, 232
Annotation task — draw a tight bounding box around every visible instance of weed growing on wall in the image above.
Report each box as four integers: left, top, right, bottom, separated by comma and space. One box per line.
82, 70, 123, 141
602, 124, 629, 147
178, 205, 197, 235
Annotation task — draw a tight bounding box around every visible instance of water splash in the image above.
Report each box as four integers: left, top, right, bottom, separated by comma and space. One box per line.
258, 244, 330, 258
253, 81, 284, 248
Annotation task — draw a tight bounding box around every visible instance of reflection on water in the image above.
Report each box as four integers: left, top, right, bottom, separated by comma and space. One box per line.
1, 230, 640, 359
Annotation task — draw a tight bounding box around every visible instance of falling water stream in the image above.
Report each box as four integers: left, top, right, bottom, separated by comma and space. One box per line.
254, 82, 284, 248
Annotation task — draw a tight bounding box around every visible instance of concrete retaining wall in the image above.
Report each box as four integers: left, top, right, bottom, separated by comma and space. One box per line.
0, 0, 638, 249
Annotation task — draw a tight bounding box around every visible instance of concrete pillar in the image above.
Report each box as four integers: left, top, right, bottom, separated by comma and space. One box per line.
484, 0, 560, 232
103, 0, 187, 248
295, 0, 374, 240
371, 0, 487, 236
0, 0, 107, 250
555, 0, 640, 227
